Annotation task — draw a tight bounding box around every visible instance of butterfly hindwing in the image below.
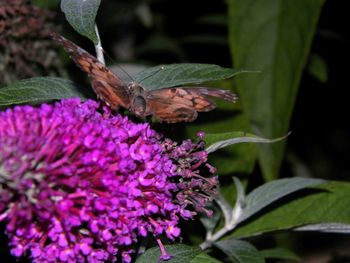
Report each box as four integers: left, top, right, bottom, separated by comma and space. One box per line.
51, 32, 131, 109
146, 87, 237, 123
146, 98, 198, 123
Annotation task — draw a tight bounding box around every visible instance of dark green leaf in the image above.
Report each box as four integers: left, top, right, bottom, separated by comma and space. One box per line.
214, 239, 264, 263
205, 132, 289, 154
61, 0, 101, 44
295, 223, 350, 233
136, 244, 202, 263
191, 253, 222, 263
306, 53, 328, 83
231, 181, 350, 238
232, 177, 246, 212
260, 248, 300, 261
0, 77, 88, 107
238, 178, 325, 224
133, 63, 254, 90
228, 0, 326, 180
215, 193, 234, 225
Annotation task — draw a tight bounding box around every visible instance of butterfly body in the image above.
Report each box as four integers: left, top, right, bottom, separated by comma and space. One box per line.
51, 32, 237, 123
128, 82, 148, 117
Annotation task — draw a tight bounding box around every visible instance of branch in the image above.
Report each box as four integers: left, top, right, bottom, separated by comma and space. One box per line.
94, 24, 105, 65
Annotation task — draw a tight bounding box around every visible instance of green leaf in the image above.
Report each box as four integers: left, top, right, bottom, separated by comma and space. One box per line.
237, 178, 325, 224
233, 177, 246, 210
133, 63, 254, 90
61, 0, 101, 44
295, 223, 350, 233
231, 181, 350, 238
214, 239, 264, 263
136, 244, 202, 263
306, 53, 328, 83
205, 132, 289, 154
260, 248, 300, 261
228, 0, 325, 180
191, 253, 223, 263
0, 77, 88, 107
215, 193, 234, 228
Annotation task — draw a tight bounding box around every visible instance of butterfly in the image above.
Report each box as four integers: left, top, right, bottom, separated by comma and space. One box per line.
51, 32, 237, 123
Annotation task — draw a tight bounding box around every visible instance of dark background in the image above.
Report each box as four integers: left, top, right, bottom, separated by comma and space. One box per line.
1, 0, 349, 262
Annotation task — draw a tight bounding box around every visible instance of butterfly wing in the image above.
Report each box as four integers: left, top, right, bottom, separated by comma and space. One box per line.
146, 87, 237, 123
51, 32, 131, 110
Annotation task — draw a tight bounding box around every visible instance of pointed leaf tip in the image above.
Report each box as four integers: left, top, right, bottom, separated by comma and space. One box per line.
61, 0, 101, 44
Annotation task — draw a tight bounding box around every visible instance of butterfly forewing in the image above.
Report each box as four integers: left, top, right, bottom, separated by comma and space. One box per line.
51, 32, 131, 109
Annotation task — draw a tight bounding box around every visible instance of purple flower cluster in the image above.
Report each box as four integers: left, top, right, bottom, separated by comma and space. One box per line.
0, 99, 217, 263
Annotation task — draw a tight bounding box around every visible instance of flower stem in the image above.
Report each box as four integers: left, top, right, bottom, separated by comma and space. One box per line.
94, 24, 105, 65
199, 193, 243, 250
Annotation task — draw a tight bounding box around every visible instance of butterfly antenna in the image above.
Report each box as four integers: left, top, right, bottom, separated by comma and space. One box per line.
101, 48, 134, 82
138, 66, 165, 83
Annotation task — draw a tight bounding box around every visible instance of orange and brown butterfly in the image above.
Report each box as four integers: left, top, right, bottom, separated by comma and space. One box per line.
51, 32, 238, 123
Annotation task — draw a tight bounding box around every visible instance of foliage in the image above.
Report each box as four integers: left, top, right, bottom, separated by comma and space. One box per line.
0, 0, 349, 263
228, 0, 326, 180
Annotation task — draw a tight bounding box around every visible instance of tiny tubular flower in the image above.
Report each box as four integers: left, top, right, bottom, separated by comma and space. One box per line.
0, 99, 217, 262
